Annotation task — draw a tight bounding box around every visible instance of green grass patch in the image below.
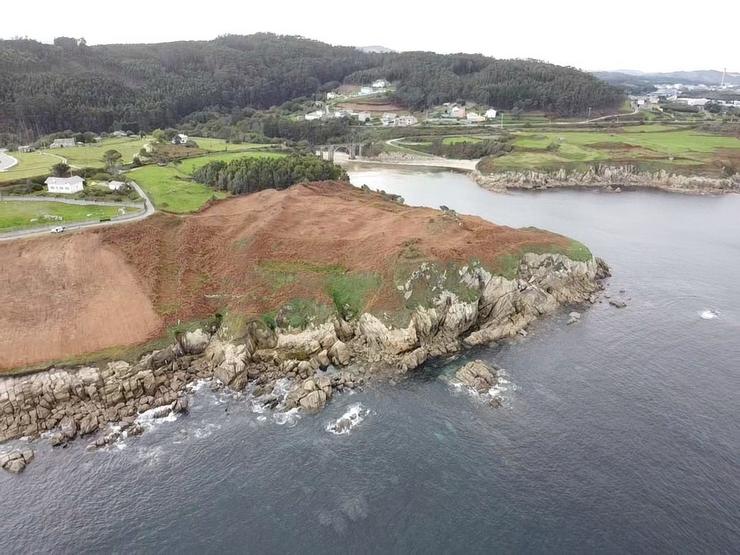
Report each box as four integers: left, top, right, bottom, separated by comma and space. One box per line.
130, 165, 226, 213
0, 200, 137, 232
441, 135, 484, 145
491, 239, 592, 279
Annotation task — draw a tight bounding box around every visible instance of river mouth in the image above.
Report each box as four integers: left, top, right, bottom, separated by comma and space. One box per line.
1, 166, 738, 553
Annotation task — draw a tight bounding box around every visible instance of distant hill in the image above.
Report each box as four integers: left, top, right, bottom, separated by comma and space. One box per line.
0, 33, 623, 139
594, 69, 740, 88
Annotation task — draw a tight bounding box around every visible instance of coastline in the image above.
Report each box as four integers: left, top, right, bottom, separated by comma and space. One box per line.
0, 252, 609, 462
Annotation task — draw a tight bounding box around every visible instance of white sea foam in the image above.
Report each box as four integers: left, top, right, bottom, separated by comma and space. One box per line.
135, 403, 179, 429
699, 309, 719, 320
273, 407, 301, 427
326, 403, 368, 435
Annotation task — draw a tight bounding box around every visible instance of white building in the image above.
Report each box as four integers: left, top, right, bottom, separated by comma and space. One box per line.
466, 112, 485, 123
360, 86, 373, 95
676, 98, 709, 107
450, 106, 466, 119
108, 180, 126, 191
381, 112, 398, 126
396, 115, 418, 127
171, 133, 189, 144
45, 176, 84, 194
49, 138, 76, 149
112, 130, 128, 137
326, 92, 338, 100
305, 110, 324, 121
356, 111, 372, 123
485, 109, 498, 119
18, 145, 34, 153
372, 79, 389, 89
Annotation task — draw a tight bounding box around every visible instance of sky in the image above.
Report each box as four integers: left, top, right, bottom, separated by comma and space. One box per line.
3, 0, 738, 73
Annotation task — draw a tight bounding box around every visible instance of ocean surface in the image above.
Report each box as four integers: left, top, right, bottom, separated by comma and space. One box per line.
1, 166, 739, 553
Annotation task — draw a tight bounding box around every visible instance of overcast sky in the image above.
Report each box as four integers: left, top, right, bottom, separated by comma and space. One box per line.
3, 0, 738, 72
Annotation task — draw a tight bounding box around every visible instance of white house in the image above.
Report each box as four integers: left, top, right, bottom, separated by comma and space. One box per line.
381, 112, 398, 126
45, 176, 84, 194
466, 112, 485, 123
108, 180, 126, 191
305, 110, 324, 121
372, 79, 389, 89
18, 145, 34, 153
112, 130, 128, 138
326, 92, 338, 100
49, 138, 76, 149
356, 111, 372, 123
171, 133, 189, 144
396, 115, 418, 127
485, 109, 498, 119
450, 106, 466, 119
360, 86, 373, 95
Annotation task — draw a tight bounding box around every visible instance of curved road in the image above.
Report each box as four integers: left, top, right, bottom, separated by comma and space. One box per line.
0, 149, 19, 172
0, 180, 155, 242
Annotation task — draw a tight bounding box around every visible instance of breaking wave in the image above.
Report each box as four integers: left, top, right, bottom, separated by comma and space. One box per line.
326, 403, 368, 435
699, 309, 719, 320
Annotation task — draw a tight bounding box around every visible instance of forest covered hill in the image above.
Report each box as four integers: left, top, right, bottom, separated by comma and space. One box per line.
0, 33, 623, 139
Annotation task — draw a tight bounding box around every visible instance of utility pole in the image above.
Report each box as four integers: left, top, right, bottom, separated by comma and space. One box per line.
500, 112, 504, 129
587, 106, 592, 121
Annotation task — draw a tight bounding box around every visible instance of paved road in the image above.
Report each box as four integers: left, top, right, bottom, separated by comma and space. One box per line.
0, 149, 19, 172
0, 180, 155, 242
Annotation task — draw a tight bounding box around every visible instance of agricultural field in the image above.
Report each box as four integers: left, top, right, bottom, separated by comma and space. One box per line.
0, 200, 136, 232
131, 150, 285, 213
478, 125, 740, 174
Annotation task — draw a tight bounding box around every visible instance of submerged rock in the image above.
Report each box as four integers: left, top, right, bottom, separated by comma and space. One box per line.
609, 299, 627, 309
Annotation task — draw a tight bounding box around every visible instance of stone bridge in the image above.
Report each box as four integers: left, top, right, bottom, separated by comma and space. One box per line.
316, 143, 363, 162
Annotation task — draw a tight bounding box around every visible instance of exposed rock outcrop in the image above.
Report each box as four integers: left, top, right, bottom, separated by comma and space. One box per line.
0, 252, 608, 452
0, 448, 34, 474
456, 360, 498, 394
475, 166, 739, 195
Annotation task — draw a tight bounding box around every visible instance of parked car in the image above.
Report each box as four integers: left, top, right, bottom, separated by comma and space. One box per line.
50, 226, 66, 233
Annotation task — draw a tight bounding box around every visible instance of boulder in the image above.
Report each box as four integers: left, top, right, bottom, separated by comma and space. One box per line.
299, 390, 327, 412
0, 448, 34, 474
179, 329, 210, 355
455, 360, 498, 394
328, 341, 351, 366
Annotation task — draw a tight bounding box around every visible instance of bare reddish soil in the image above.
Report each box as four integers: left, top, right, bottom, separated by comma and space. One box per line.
0, 181, 569, 370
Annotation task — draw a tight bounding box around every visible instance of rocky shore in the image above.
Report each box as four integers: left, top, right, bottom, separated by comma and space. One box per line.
475, 166, 739, 195
0, 252, 609, 469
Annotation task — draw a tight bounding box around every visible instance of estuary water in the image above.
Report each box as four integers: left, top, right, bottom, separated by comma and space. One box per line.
1, 165, 738, 553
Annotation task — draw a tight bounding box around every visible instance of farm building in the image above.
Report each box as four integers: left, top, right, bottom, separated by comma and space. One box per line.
111, 131, 128, 137
45, 176, 84, 194
107, 181, 126, 191
18, 145, 34, 153
466, 112, 485, 123
485, 109, 498, 119
49, 138, 76, 149
449, 106, 466, 119
372, 79, 389, 89
171, 133, 189, 144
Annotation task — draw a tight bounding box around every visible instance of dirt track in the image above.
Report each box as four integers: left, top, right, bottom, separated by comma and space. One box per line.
0, 181, 568, 370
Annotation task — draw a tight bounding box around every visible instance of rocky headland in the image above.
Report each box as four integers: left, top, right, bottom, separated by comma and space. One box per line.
0, 181, 610, 469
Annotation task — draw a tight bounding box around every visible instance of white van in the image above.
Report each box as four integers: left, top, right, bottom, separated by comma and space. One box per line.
50, 226, 66, 234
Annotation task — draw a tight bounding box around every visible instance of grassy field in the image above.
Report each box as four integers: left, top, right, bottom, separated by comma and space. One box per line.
0, 200, 136, 231
133, 150, 287, 213
441, 135, 484, 145
130, 166, 226, 214
480, 125, 740, 174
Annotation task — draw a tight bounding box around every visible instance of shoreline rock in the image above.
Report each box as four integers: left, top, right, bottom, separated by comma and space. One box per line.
0, 253, 609, 455
474, 166, 739, 196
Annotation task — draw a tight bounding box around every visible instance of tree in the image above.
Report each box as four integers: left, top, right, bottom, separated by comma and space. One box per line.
103, 149, 122, 171
51, 162, 70, 177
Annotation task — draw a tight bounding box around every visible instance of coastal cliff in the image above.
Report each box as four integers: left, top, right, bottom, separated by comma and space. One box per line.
0, 252, 608, 449
475, 165, 740, 195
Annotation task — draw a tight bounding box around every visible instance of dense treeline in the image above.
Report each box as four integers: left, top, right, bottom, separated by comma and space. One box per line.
192, 154, 347, 195
0, 33, 623, 140
426, 138, 514, 159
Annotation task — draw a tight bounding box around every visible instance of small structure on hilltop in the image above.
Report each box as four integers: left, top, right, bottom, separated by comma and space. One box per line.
45, 176, 84, 194
49, 138, 76, 149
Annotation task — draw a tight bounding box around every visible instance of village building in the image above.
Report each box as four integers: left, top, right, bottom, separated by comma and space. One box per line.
372, 79, 389, 89
107, 181, 126, 191
381, 112, 398, 126
449, 106, 466, 119
356, 111, 372, 123
466, 112, 485, 123
171, 133, 189, 144
45, 176, 84, 194
396, 115, 418, 127
304, 110, 324, 121
326, 92, 338, 100
485, 108, 498, 119
111, 130, 128, 138
360, 86, 373, 95
18, 145, 34, 153
49, 138, 76, 149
